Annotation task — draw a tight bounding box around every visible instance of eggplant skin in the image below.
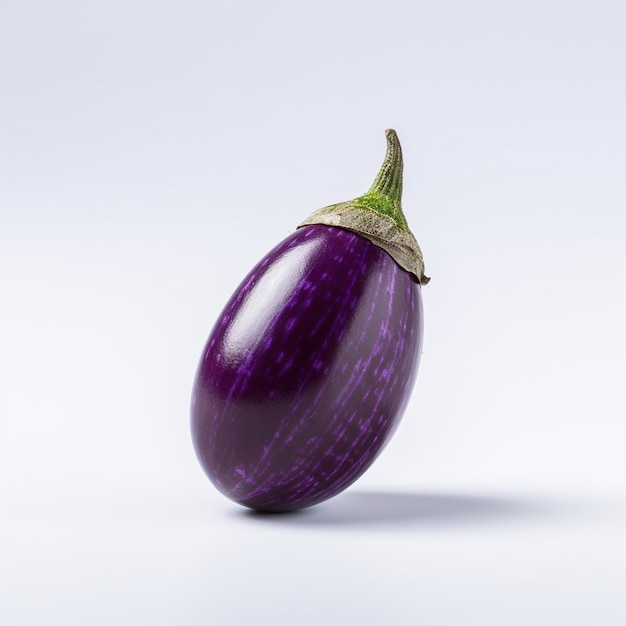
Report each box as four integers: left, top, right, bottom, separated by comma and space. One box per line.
191, 224, 423, 511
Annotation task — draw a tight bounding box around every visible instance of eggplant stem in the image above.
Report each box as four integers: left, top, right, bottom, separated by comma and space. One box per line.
367, 129, 403, 205
298, 129, 429, 284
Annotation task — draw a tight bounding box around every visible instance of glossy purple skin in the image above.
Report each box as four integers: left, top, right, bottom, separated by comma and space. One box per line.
191, 224, 423, 511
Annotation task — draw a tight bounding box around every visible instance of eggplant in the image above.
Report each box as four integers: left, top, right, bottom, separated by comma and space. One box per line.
191, 130, 428, 512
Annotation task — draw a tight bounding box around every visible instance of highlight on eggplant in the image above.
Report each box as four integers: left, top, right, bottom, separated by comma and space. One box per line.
191, 130, 428, 512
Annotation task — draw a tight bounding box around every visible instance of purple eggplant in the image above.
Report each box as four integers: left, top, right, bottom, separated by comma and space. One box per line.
191, 130, 428, 511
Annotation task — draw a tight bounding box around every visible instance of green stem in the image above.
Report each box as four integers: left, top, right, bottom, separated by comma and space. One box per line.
367, 129, 403, 203
297, 129, 427, 282
354, 129, 409, 231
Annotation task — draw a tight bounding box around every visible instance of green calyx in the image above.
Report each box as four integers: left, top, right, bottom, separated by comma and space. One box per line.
298, 129, 429, 284
352, 191, 409, 231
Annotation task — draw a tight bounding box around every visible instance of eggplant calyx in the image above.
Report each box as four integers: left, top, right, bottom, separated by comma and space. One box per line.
298, 129, 430, 285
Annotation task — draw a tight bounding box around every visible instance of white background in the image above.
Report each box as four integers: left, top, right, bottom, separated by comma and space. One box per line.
1, 1, 625, 624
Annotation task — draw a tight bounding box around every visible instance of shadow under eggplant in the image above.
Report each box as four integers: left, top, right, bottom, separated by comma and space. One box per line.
237, 489, 596, 530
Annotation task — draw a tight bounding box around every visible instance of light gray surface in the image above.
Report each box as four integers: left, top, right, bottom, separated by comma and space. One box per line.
1, 1, 625, 624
